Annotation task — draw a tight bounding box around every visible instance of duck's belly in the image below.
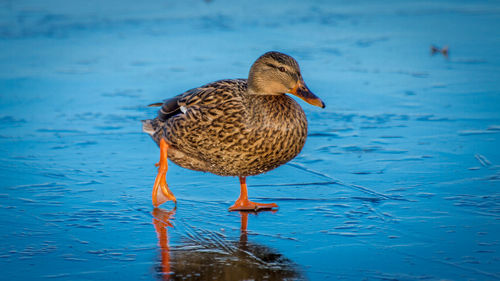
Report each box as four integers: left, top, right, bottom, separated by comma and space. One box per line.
167, 125, 307, 177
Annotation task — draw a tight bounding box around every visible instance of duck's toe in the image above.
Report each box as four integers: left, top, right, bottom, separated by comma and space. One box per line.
229, 199, 278, 211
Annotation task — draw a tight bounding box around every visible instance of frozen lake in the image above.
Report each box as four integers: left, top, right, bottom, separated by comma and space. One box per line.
1, 0, 499, 280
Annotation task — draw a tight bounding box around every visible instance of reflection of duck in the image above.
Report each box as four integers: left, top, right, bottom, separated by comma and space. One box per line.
151, 208, 302, 280
143, 51, 325, 210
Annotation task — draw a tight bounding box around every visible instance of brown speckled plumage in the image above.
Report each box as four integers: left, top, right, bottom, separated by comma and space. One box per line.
143, 51, 323, 179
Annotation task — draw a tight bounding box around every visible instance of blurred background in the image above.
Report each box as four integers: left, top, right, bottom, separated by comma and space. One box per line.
1, 0, 499, 280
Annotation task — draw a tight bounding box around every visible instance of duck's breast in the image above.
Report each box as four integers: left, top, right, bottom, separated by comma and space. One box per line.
239, 95, 308, 175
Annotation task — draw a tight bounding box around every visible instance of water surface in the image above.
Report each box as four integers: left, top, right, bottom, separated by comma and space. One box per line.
1, 0, 500, 280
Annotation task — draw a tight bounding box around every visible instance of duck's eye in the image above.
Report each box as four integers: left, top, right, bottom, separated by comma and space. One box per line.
278, 66, 286, 72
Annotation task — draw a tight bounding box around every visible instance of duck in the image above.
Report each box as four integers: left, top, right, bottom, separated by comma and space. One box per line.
142, 51, 325, 211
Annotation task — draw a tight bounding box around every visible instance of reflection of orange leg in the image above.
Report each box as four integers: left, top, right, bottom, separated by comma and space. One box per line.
152, 207, 176, 280
240, 212, 248, 233
229, 177, 278, 211
238, 211, 249, 249
152, 139, 177, 207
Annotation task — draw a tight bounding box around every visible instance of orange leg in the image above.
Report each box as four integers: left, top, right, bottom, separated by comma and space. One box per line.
228, 177, 278, 211
152, 139, 177, 207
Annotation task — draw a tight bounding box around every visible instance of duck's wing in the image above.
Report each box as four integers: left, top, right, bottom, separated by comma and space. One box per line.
163, 79, 249, 163
143, 79, 247, 144
153, 79, 244, 121
157, 94, 184, 122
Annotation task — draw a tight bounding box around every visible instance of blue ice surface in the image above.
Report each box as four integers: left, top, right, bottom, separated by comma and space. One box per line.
1, 0, 500, 280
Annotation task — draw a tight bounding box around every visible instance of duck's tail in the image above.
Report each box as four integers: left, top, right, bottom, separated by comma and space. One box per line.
141, 119, 155, 136
142, 101, 165, 138
148, 102, 164, 107
143, 96, 181, 143
142, 118, 166, 146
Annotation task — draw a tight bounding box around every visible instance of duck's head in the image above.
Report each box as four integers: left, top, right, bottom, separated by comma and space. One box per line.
248, 51, 325, 108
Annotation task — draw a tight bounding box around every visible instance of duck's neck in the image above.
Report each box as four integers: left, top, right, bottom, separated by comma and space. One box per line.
247, 66, 263, 95
247, 70, 283, 96
247, 83, 285, 97
247, 80, 268, 96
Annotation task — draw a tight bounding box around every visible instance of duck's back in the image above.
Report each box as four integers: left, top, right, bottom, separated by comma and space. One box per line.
143, 79, 308, 177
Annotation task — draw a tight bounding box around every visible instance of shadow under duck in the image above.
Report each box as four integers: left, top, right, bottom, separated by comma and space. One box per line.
143, 51, 325, 210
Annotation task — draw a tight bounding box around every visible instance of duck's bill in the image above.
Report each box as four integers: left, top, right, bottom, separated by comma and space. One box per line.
289, 80, 325, 108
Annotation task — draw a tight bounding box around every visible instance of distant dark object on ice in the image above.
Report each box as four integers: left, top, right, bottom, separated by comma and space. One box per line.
431, 45, 449, 58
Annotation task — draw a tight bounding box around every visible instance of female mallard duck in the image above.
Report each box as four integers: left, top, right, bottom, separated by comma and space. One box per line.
143, 51, 325, 211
